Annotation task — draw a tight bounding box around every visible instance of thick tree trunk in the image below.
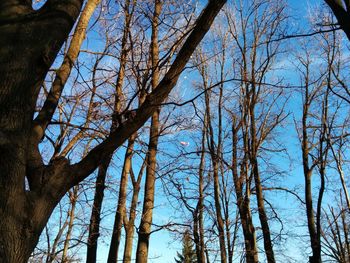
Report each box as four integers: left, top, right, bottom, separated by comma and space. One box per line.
0, 2, 83, 261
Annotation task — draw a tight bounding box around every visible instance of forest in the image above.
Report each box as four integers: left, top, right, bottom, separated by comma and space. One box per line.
1, 0, 350, 262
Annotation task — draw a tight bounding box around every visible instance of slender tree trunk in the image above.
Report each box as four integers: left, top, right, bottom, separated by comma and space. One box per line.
301, 83, 321, 263
202, 62, 227, 263
88, 2, 135, 262
86, 158, 109, 263
123, 179, 142, 263
249, 101, 275, 263
107, 135, 136, 263
136, 2, 162, 262
231, 119, 258, 263
61, 186, 78, 262
224, 192, 233, 263
251, 156, 275, 263
194, 125, 206, 263
212, 160, 228, 263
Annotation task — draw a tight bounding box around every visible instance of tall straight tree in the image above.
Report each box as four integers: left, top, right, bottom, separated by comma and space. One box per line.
0, 0, 226, 261
136, 1, 162, 262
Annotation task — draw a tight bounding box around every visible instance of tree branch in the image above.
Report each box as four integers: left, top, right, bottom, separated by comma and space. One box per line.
31, 0, 101, 145
68, 0, 227, 188
325, 0, 350, 40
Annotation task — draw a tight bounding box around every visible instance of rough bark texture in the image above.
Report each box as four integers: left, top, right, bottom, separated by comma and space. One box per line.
0, 1, 84, 261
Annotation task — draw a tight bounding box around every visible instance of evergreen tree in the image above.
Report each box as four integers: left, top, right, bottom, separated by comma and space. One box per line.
174, 230, 197, 263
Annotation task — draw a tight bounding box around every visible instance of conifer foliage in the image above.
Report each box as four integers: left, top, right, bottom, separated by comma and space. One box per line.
174, 230, 197, 263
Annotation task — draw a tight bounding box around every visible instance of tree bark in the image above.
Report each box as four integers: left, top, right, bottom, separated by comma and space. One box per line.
249, 91, 275, 263
123, 166, 144, 263
302, 80, 321, 263
107, 135, 136, 263
136, 2, 162, 262
61, 186, 78, 262
0, 1, 84, 261
193, 124, 207, 263
86, 159, 109, 263
231, 118, 259, 263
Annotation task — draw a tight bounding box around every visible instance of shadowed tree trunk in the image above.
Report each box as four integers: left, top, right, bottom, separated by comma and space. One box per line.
0, 1, 92, 261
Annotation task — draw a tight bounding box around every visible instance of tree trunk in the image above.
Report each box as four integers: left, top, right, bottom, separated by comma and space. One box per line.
249, 102, 275, 263
88, 1, 134, 261
107, 135, 136, 263
231, 119, 258, 263
123, 179, 142, 263
202, 60, 227, 263
193, 125, 206, 263
86, 159, 109, 263
302, 87, 321, 263
135, 1, 162, 262
62, 186, 78, 262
